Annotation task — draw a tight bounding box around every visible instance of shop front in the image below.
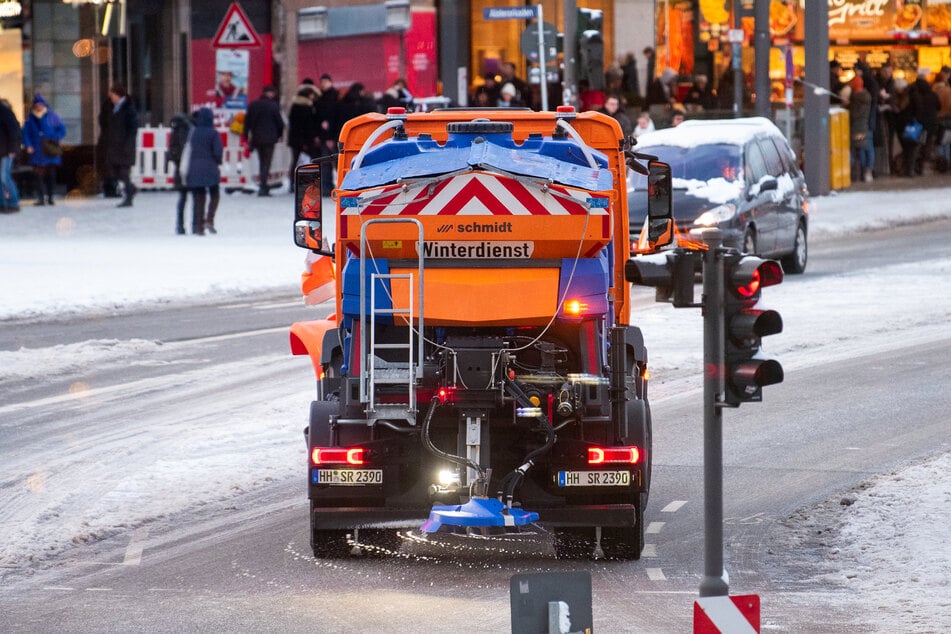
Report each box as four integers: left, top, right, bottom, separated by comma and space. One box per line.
655, 0, 951, 108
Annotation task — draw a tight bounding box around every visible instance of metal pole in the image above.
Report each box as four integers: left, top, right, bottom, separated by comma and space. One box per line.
563, 0, 578, 109
699, 228, 729, 598
733, 4, 742, 117
537, 3, 549, 111
804, 1, 830, 195
754, 0, 771, 119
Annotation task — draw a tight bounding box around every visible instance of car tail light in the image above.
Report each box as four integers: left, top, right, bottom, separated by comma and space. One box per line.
311, 447, 365, 466
587, 446, 640, 464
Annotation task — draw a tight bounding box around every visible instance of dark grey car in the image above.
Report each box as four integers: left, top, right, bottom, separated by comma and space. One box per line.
628, 117, 809, 274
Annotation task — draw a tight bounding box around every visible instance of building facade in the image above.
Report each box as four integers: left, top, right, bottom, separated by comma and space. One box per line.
0, 0, 656, 191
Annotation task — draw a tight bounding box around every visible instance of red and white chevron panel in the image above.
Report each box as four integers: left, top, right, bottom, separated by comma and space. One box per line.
693, 595, 760, 634
342, 173, 609, 217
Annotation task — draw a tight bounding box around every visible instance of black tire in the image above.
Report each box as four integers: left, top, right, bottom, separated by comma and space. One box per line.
742, 226, 757, 255
599, 504, 644, 560
308, 402, 352, 558
781, 221, 808, 275
641, 403, 653, 506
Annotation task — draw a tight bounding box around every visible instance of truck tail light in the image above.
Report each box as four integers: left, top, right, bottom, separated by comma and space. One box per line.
311, 447, 365, 466
587, 446, 640, 465
564, 299, 590, 316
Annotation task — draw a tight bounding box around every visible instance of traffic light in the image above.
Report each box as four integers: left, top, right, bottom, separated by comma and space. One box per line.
625, 249, 699, 308
577, 8, 604, 90
722, 254, 784, 405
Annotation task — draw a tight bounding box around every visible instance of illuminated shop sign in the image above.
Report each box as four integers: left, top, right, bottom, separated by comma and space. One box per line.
0, 0, 23, 19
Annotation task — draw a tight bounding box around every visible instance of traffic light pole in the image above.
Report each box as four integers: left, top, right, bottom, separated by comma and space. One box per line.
700, 228, 729, 597
535, 3, 549, 111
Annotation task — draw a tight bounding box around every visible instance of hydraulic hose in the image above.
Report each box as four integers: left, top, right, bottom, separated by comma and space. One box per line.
498, 378, 558, 505
420, 395, 483, 480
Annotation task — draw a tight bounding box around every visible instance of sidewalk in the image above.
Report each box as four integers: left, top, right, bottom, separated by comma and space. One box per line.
843, 170, 951, 192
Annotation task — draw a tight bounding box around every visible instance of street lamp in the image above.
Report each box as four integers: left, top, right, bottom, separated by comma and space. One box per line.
385, 0, 411, 31
385, 0, 411, 80
298, 6, 328, 40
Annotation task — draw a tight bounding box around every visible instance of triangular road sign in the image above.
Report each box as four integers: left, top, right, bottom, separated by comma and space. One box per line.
213, 2, 262, 48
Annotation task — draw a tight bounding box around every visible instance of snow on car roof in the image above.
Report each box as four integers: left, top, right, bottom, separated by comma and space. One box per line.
633, 116, 786, 149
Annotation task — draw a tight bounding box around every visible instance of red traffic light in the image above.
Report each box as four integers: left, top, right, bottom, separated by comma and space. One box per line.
729, 257, 783, 299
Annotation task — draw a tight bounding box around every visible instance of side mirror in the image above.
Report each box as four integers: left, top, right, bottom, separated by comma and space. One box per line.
293, 158, 334, 256
646, 160, 674, 249
748, 176, 778, 199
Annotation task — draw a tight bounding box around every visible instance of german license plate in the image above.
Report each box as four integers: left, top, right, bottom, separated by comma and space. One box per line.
557, 470, 630, 487
313, 469, 383, 486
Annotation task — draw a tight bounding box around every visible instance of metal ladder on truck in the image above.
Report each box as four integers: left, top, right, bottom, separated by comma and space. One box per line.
358, 218, 424, 425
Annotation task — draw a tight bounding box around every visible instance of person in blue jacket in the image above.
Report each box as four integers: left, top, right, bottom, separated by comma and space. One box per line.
22, 94, 66, 206
184, 107, 223, 235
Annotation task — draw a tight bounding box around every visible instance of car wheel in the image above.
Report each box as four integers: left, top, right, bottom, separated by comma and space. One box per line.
781, 222, 807, 275
742, 227, 757, 255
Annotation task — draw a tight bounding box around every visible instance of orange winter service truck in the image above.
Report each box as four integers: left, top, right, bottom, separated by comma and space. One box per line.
288, 105, 674, 559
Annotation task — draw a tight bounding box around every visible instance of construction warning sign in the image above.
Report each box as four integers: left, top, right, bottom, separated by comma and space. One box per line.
213, 2, 262, 48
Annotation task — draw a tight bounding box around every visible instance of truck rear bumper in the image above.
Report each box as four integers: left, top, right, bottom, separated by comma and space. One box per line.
312, 503, 639, 530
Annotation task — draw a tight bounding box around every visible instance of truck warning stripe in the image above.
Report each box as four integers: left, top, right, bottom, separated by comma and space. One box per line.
343, 173, 609, 217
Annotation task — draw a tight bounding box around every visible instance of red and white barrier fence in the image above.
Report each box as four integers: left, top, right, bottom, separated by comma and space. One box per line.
132, 125, 290, 193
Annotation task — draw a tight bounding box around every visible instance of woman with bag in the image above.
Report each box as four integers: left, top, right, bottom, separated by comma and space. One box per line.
21, 94, 66, 206
183, 107, 223, 235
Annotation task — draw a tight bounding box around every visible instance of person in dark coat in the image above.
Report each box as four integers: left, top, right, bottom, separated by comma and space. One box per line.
334, 83, 378, 137
287, 85, 318, 181
894, 78, 921, 177
21, 94, 66, 206
166, 112, 192, 234
377, 78, 413, 112
183, 107, 223, 235
910, 72, 940, 173
314, 73, 339, 196
104, 83, 139, 207
599, 94, 633, 137
0, 97, 21, 212
243, 85, 284, 196
846, 76, 873, 182
683, 74, 717, 111
96, 97, 118, 197
620, 52, 640, 99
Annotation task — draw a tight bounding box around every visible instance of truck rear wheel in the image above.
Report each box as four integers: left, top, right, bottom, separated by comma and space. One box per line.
599, 502, 644, 560
552, 515, 644, 560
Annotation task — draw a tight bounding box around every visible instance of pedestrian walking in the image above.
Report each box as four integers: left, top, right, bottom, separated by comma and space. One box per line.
243, 85, 284, 196
166, 112, 193, 234
103, 82, 139, 207
287, 85, 319, 181
183, 107, 223, 235
21, 94, 65, 206
0, 97, 21, 213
